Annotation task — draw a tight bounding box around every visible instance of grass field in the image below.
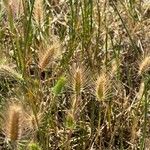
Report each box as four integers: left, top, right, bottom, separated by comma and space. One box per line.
0, 0, 150, 149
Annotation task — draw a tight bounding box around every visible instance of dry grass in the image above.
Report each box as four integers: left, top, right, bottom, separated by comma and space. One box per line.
0, 0, 150, 150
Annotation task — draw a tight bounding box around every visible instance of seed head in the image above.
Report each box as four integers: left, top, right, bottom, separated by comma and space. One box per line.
0, 64, 23, 81
38, 40, 61, 70
28, 142, 42, 150
26, 111, 43, 131
136, 81, 145, 100
3, 0, 23, 17
52, 76, 66, 96
111, 59, 118, 76
33, 0, 44, 25
69, 65, 91, 95
138, 55, 150, 75
73, 67, 83, 95
4, 104, 24, 142
95, 73, 109, 101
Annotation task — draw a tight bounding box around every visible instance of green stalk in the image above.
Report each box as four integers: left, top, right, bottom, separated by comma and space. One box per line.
23, 0, 35, 76
111, 1, 139, 54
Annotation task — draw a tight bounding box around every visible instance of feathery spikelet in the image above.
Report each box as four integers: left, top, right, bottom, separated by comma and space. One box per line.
3, 0, 23, 17
26, 112, 43, 131
38, 40, 61, 70
69, 65, 91, 95
71, 96, 78, 111
66, 110, 76, 130
33, 0, 44, 25
4, 104, 24, 142
10, 0, 23, 16
138, 55, 150, 75
111, 59, 118, 76
28, 142, 42, 150
73, 67, 83, 95
95, 72, 109, 101
136, 81, 145, 100
0, 64, 23, 81
71, 65, 90, 95
52, 76, 66, 95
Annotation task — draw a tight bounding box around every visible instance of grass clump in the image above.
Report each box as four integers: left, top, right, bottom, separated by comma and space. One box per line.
0, 0, 150, 149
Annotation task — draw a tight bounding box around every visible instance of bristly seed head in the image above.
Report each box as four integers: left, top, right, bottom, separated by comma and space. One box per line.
33, 0, 44, 25
136, 81, 145, 100
69, 65, 91, 95
0, 64, 23, 81
38, 40, 61, 70
138, 55, 150, 75
26, 112, 43, 131
24, 102, 45, 133
4, 104, 24, 142
111, 59, 119, 76
95, 73, 109, 101
3, 0, 23, 17
73, 67, 82, 95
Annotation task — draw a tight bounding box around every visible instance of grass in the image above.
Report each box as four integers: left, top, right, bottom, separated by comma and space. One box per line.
0, 0, 150, 149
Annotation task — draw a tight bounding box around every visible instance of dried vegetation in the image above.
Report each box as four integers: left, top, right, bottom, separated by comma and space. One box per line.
0, 0, 150, 149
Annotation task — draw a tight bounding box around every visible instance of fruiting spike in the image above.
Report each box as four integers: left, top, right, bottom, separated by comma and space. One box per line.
95, 73, 109, 101
5, 104, 23, 142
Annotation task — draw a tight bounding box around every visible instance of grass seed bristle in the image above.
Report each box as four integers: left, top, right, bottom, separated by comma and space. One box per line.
33, 0, 44, 25
73, 67, 83, 95
0, 65, 23, 81
5, 104, 23, 142
138, 55, 150, 75
95, 73, 109, 101
38, 41, 61, 70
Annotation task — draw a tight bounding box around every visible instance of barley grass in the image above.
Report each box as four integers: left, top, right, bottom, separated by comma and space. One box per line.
0, 0, 150, 149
